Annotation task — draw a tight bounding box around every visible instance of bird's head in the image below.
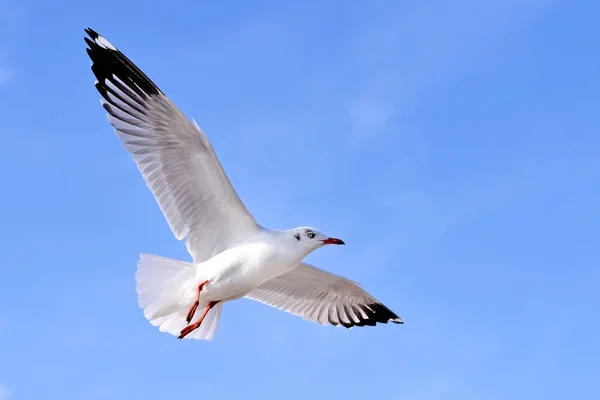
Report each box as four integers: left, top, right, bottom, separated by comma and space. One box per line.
289, 226, 345, 256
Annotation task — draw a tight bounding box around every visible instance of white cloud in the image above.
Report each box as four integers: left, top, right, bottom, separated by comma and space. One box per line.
346, 0, 555, 140
347, 95, 394, 133
0, 0, 27, 87
0, 134, 66, 166
0, 68, 12, 85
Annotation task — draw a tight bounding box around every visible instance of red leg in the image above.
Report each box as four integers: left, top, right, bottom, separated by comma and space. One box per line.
185, 280, 209, 323
178, 301, 220, 339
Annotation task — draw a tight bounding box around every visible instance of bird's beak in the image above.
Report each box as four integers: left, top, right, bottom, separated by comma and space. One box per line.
322, 237, 345, 245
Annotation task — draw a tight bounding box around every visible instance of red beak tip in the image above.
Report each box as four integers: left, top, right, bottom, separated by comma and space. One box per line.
323, 238, 345, 245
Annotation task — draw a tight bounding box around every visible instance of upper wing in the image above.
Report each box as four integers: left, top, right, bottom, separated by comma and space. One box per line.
84, 28, 260, 263
245, 262, 403, 328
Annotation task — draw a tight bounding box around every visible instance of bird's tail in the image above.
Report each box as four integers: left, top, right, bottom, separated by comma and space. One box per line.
135, 253, 223, 341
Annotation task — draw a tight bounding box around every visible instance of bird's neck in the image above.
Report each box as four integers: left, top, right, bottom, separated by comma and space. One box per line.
266, 228, 313, 262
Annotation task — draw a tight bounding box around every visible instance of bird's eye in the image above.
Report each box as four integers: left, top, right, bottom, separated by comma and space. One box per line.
306, 231, 315, 239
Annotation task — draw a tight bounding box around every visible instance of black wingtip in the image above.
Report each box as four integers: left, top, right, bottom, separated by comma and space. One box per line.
85, 27, 98, 37
360, 302, 403, 327
330, 302, 403, 329
84, 27, 162, 99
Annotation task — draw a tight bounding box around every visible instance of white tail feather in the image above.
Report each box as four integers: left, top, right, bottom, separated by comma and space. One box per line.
135, 253, 223, 341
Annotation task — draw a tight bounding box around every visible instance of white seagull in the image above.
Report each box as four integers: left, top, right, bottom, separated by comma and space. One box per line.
84, 28, 402, 340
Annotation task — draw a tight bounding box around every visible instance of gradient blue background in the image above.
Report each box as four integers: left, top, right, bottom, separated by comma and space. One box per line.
1, 0, 599, 399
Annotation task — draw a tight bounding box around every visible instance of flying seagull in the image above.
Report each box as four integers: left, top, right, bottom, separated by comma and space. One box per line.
84, 28, 402, 340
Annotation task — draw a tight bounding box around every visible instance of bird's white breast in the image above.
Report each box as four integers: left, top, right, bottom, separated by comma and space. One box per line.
194, 240, 301, 302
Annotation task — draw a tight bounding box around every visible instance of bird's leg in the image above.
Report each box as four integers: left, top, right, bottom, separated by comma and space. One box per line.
185, 280, 209, 323
178, 301, 220, 339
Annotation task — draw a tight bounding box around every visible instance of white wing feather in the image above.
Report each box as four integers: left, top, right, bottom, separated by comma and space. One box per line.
85, 29, 260, 262
245, 263, 403, 327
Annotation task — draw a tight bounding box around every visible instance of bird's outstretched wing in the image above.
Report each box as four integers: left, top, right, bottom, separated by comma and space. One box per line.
245, 262, 403, 327
84, 28, 260, 263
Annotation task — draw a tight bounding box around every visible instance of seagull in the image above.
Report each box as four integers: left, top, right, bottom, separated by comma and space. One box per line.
84, 28, 403, 341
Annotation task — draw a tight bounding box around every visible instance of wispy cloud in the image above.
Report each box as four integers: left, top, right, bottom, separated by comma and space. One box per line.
0, 0, 27, 86
346, 0, 554, 142
0, 68, 11, 85
0, 384, 7, 400
0, 134, 66, 166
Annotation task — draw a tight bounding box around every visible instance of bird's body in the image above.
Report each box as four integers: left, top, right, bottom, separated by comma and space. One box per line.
190, 230, 306, 304
84, 28, 403, 341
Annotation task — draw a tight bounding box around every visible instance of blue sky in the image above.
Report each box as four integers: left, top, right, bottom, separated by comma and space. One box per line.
1, 0, 599, 398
